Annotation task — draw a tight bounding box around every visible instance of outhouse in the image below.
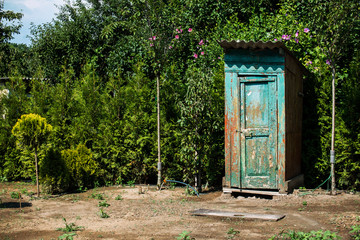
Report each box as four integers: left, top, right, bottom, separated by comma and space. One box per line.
219, 41, 307, 195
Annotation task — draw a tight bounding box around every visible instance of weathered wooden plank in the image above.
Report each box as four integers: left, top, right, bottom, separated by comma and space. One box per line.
222, 187, 285, 196
190, 209, 285, 221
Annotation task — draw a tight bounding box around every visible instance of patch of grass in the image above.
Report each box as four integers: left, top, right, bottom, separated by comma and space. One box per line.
99, 208, 110, 218
269, 230, 341, 239
98, 200, 110, 207
56, 217, 84, 233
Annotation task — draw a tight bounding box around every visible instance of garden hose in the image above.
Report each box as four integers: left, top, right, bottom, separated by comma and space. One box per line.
160, 179, 199, 197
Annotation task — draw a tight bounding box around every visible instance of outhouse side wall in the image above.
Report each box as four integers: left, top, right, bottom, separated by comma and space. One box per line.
284, 53, 304, 180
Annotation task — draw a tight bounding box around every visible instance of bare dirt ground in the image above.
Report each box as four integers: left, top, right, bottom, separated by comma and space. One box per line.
0, 182, 359, 240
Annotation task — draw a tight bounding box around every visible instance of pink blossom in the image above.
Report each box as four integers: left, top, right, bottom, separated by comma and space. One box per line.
152, 36, 156, 40
218, 57, 221, 59
304, 28, 310, 33
201, 51, 204, 55
199, 40, 204, 45
188, 28, 192, 32
180, 29, 183, 33
274, 38, 278, 42
169, 45, 173, 49
175, 35, 179, 39
176, 28, 179, 33
295, 38, 299, 43
295, 31, 299, 37
150, 43, 154, 47
306, 60, 312, 65
282, 35, 287, 40
193, 53, 198, 58
149, 37, 152, 41
326, 59, 331, 65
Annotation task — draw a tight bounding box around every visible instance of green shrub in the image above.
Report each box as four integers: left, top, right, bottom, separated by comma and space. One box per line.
62, 144, 98, 190
40, 147, 70, 193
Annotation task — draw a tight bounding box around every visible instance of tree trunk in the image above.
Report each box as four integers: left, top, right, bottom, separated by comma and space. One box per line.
156, 74, 162, 188
34, 147, 40, 197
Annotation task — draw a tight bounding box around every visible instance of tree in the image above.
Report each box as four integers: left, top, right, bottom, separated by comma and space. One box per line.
12, 113, 52, 197
0, 0, 23, 76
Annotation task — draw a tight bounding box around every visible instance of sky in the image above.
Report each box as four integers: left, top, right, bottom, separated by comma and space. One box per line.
3, 0, 65, 45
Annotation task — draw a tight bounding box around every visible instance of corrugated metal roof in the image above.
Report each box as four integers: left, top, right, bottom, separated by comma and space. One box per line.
218, 40, 287, 50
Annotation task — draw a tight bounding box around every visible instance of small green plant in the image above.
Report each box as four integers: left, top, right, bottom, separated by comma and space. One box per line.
302, 201, 308, 206
185, 186, 195, 196
98, 200, 110, 207
10, 191, 20, 199
227, 227, 240, 239
127, 180, 135, 187
115, 176, 123, 186
90, 193, 104, 200
56, 217, 84, 233
270, 230, 341, 239
350, 224, 360, 240
115, 194, 123, 200
99, 208, 109, 218
58, 232, 77, 240
0, 175, 8, 182
176, 231, 194, 240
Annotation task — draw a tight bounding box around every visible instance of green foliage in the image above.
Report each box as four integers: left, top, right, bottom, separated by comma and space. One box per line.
176, 231, 194, 240
115, 194, 123, 201
227, 228, 240, 239
56, 217, 84, 233
40, 147, 70, 193
270, 230, 341, 240
350, 224, 360, 240
61, 144, 97, 190
90, 193, 104, 200
12, 113, 52, 150
98, 208, 109, 218
98, 200, 110, 208
58, 232, 77, 240
10, 191, 20, 199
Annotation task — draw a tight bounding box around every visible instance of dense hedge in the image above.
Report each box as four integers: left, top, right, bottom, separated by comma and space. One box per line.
0, 0, 359, 191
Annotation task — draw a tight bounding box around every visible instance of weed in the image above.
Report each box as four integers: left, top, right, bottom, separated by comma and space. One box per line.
227, 227, 240, 239
115, 194, 123, 200
20, 188, 28, 194
350, 224, 360, 239
56, 217, 84, 233
176, 231, 194, 240
98, 200, 110, 207
76, 216, 81, 220
185, 186, 195, 196
302, 201, 308, 206
58, 232, 77, 240
0, 175, 8, 182
90, 193, 104, 200
127, 180, 135, 187
99, 208, 110, 218
70, 195, 80, 203
115, 176, 123, 186
10, 191, 20, 199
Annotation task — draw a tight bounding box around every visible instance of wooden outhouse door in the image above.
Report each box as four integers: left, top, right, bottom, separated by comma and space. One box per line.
239, 75, 277, 189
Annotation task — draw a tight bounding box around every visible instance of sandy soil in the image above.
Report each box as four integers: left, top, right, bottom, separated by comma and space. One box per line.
0, 182, 359, 240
